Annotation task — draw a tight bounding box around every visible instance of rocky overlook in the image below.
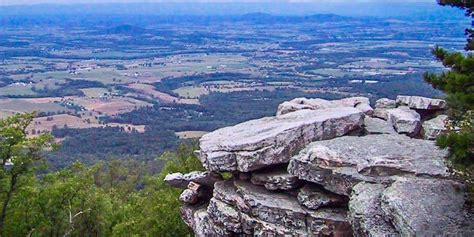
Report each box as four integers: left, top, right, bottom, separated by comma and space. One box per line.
165, 95, 474, 236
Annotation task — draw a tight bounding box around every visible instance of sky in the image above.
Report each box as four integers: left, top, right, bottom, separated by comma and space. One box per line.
0, 0, 434, 6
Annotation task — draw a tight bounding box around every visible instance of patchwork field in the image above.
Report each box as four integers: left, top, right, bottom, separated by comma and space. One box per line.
72, 96, 151, 116
0, 98, 71, 118
28, 114, 145, 135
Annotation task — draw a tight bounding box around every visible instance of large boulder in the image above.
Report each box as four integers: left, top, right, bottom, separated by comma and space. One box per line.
199, 107, 364, 172
381, 177, 472, 236
276, 97, 373, 116
348, 183, 399, 237
164, 171, 223, 189
396, 95, 446, 110
373, 98, 397, 120
422, 114, 448, 140
387, 107, 421, 136
288, 134, 448, 195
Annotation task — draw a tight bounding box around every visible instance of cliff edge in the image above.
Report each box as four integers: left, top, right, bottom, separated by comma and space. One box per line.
165, 95, 474, 236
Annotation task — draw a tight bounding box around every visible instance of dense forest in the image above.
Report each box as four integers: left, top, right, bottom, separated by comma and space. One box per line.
0, 113, 202, 236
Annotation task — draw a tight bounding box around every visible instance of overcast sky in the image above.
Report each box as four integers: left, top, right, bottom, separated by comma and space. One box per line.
0, 0, 434, 6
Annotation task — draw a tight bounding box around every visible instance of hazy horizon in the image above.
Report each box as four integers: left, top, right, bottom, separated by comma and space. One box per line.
0, 1, 459, 19
0, 0, 435, 6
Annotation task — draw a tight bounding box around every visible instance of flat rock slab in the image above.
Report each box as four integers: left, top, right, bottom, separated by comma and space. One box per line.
387, 107, 421, 136
349, 182, 399, 237
396, 95, 446, 110
381, 177, 472, 236
422, 115, 448, 140
288, 134, 448, 195
250, 166, 301, 190
364, 117, 396, 135
277, 97, 373, 116
199, 107, 364, 172
164, 171, 222, 189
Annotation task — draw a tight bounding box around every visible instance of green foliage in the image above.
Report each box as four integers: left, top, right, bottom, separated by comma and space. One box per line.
424, 49, 474, 169
425, 2, 474, 193
0, 113, 57, 235
0, 113, 203, 236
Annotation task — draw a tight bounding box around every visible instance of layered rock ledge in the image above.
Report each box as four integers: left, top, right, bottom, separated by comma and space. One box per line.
165, 95, 473, 236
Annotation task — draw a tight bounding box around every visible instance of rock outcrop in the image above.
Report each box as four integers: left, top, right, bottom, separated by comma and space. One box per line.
165, 96, 473, 236
288, 134, 448, 195
165, 171, 223, 189
198, 107, 364, 173
396, 95, 446, 110
276, 97, 373, 116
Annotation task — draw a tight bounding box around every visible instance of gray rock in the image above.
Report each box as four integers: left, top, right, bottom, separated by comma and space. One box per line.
288, 134, 448, 195
422, 115, 448, 140
234, 179, 308, 230
349, 182, 399, 237
376, 98, 397, 109
364, 117, 396, 135
211, 179, 353, 236
306, 208, 353, 237
381, 177, 471, 236
213, 180, 251, 213
277, 97, 373, 116
234, 180, 352, 236
387, 107, 421, 136
207, 197, 242, 233
373, 98, 397, 120
179, 189, 199, 204
250, 166, 301, 190
181, 204, 231, 236
164, 171, 222, 189
180, 204, 203, 230
193, 208, 232, 236
396, 95, 446, 110
297, 184, 348, 210
199, 107, 364, 172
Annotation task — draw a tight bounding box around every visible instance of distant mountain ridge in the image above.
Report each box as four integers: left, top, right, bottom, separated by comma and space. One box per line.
237, 13, 355, 23
0, 2, 466, 20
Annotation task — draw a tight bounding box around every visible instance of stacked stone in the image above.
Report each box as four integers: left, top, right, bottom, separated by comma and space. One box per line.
374, 95, 448, 139
165, 96, 473, 236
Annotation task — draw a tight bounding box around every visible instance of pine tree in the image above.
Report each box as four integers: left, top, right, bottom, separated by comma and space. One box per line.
425, 1, 474, 185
